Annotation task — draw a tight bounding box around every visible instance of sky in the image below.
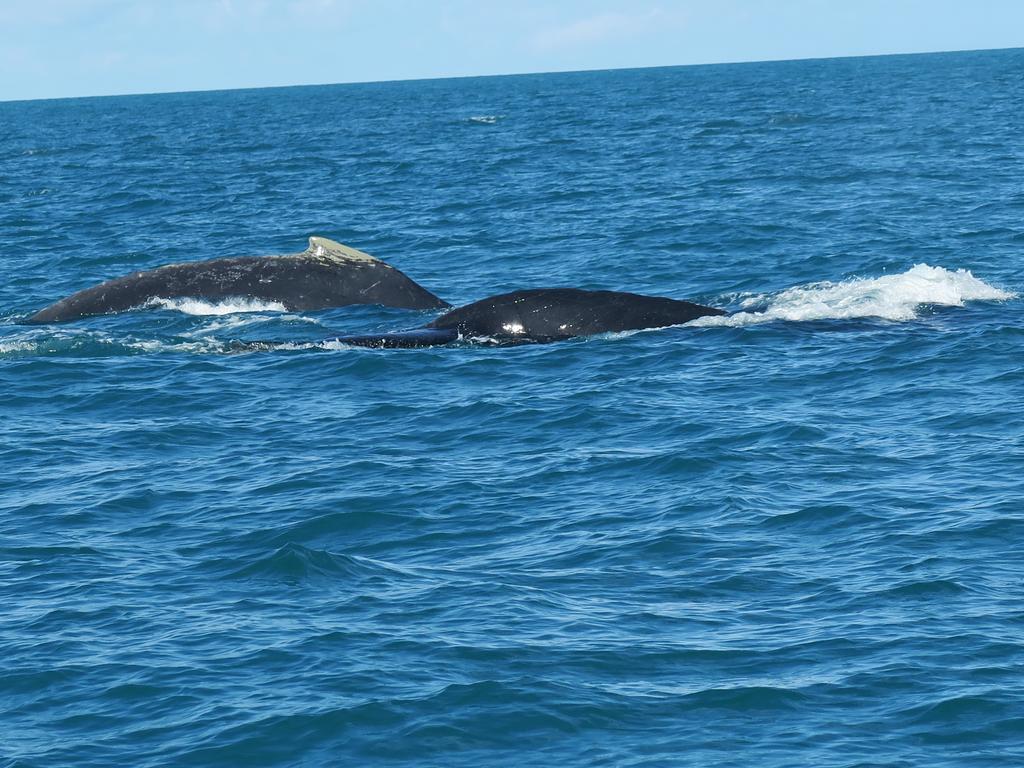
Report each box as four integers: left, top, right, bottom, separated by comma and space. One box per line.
2, 0, 1023, 101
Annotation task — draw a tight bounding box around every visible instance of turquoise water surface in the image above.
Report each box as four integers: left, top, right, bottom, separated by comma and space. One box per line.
2, 49, 1024, 766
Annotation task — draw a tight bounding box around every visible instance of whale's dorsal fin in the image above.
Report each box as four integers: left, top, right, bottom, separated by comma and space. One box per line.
303, 236, 383, 265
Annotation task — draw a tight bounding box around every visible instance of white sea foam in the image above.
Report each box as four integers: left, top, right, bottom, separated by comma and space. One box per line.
316, 339, 353, 351
147, 297, 288, 315
468, 115, 504, 125
0, 334, 230, 357
233, 339, 364, 352
0, 341, 35, 354
183, 313, 318, 337
691, 264, 1015, 327
122, 338, 229, 354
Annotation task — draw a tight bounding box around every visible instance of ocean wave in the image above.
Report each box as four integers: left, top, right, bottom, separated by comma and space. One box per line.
5, 51, 1024, 768
121, 337, 240, 354
184, 313, 319, 336
227, 543, 404, 582
0, 332, 237, 357
693, 264, 1015, 327
0, 340, 37, 355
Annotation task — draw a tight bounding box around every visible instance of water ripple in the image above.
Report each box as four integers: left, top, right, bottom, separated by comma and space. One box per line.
2, 50, 1024, 768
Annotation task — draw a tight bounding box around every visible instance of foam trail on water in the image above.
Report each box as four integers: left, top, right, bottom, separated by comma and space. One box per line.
692, 264, 1015, 327
0, 341, 35, 354
185, 313, 319, 336
122, 338, 234, 354
0, 332, 234, 357
147, 297, 288, 316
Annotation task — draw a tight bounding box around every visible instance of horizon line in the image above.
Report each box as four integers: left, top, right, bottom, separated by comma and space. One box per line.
3, 45, 1020, 105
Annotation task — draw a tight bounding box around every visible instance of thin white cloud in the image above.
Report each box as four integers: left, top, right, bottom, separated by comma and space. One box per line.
288, 0, 356, 25
200, 0, 271, 30
82, 49, 127, 71
531, 8, 667, 52
0, 0, 130, 27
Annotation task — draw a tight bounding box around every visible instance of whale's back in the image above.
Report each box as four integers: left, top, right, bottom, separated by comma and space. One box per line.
428, 288, 726, 340
25, 237, 448, 323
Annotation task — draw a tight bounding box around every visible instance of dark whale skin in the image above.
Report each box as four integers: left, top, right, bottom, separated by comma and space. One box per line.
24, 237, 449, 324
427, 288, 726, 341
316, 288, 726, 348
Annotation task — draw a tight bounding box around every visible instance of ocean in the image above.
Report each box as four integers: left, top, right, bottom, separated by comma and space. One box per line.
2, 48, 1023, 766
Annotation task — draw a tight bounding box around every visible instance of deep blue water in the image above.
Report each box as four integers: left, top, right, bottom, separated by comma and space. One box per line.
2, 49, 1024, 767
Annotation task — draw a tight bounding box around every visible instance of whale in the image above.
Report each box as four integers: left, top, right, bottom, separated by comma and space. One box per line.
311, 288, 727, 348
24, 236, 449, 324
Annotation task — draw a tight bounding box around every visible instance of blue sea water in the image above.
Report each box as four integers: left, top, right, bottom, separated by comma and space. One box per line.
2, 48, 1024, 766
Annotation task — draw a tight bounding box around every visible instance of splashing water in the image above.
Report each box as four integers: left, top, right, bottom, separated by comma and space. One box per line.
146, 297, 289, 316
692, 264, 1015, 327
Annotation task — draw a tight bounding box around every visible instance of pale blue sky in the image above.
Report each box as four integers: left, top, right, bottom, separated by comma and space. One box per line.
2, 0, 1023, 101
